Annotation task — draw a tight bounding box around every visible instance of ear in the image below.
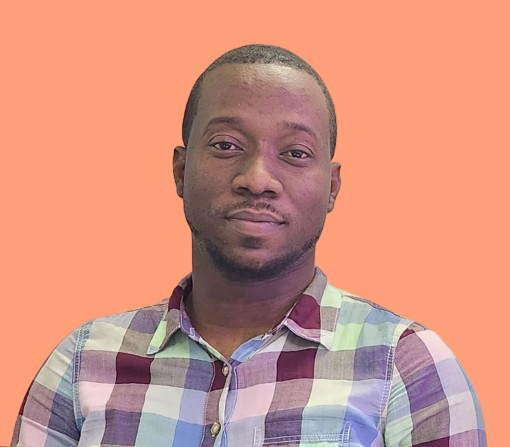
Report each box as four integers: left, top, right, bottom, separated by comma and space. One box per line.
327, 162, 341, 212
173, 146, 187, 198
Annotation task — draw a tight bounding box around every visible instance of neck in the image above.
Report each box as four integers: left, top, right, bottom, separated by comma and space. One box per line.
186, 245, 316, 358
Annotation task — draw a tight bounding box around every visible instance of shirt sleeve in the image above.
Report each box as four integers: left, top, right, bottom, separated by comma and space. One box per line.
384, 322, 486, 447
11, 328, 81, 447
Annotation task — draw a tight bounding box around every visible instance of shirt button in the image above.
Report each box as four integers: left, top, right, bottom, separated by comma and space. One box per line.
222, 364, 229, 376
211, 422, 221, 436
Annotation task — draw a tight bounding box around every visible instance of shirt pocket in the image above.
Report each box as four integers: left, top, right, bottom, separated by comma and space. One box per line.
254, 420, 351, 447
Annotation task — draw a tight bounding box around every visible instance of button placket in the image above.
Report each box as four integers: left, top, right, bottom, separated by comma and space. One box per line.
208, 359, 231, 444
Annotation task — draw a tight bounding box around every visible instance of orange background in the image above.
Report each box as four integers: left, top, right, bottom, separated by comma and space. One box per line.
1, 1, 507, 444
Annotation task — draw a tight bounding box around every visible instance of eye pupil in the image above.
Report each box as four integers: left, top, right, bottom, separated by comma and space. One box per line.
214, 142, 236, 150
291, 150, 304, 158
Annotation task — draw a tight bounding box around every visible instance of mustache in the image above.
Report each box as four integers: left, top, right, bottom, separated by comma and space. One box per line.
218, 201, 288, 222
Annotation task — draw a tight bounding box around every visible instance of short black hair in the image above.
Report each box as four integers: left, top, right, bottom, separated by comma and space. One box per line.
182, 44, 337, 158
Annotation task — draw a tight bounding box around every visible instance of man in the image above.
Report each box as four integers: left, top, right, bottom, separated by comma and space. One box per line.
12, 44, 486, 447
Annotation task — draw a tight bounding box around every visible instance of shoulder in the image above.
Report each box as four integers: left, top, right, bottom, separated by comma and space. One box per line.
82, 299, 169, 332
45, 299, 170, 361
392, 321, 478, 399
395, 321, 451, 366
386, 322, 486, 445
323, 282, 416, 351
328, 284, 473, 385
324, 282, 413, 325
73, 299, 170, 352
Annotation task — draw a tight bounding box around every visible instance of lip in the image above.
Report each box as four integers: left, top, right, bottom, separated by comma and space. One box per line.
225, 210, 285, 224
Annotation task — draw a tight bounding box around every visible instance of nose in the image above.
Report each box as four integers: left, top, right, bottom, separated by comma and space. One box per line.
232, 152, 283, 197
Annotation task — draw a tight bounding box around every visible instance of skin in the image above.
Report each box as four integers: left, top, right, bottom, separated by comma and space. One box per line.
173, 63, 341, 358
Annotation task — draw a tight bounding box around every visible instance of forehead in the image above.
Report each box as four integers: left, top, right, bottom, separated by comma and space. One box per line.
191, 64, 330, 148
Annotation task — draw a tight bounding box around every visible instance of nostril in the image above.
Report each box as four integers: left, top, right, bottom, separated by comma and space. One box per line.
231, 160, 282, 197
232, 172, 281, 197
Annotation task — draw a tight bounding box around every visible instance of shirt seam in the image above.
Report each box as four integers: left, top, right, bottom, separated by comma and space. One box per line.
378, 343, 395, 426
378, 320, 415, 433
73, 321, 90, 432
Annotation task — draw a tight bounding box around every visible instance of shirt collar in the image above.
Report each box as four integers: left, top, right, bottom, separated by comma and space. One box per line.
282, 267, 340, 350
147, 268, 341, 355
147, 273, 191, 355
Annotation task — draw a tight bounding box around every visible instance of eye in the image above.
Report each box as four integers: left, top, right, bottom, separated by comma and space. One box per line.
211, 142, 239, 151
284, 149, 310, 159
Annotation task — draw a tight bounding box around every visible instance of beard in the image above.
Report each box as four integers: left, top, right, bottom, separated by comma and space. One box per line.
186, 215, 325, 283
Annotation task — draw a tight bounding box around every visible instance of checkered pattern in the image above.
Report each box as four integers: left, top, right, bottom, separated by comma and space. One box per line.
12, 268, 486, 446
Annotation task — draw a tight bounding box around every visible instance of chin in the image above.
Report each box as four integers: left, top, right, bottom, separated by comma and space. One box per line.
206, 242, 314, 283
217, 259, 292, 282
189, 218, 322, 282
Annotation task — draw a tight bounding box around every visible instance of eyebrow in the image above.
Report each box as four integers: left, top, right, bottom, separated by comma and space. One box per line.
282, 121, 319, 142
202, 116, 320, 143
202, 116, 243, 136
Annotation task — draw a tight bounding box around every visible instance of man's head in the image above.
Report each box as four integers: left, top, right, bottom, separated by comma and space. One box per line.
174, 44, 341, 282
182, 45, 337, 159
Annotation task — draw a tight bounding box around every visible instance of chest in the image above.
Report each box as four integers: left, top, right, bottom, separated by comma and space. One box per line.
76, 335, 392, 447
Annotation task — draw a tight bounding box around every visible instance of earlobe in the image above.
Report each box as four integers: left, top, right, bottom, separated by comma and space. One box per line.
173, 146, 187, 198
327, 162, 341, 213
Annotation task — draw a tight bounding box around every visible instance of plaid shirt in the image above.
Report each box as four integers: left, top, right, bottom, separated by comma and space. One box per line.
12, 268, 486, 447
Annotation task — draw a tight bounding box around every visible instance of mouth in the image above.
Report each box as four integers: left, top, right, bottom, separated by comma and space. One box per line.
224, 209, 286, 237
225, 210, 286, 225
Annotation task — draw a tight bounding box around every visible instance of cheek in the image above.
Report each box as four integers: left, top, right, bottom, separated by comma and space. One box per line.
183, 154, 225, 194
295, 177, 331, 210
290, 184, 330, 232
182, 163, 227, 219
183, 161, 209, 199
182, 171, 207, 218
